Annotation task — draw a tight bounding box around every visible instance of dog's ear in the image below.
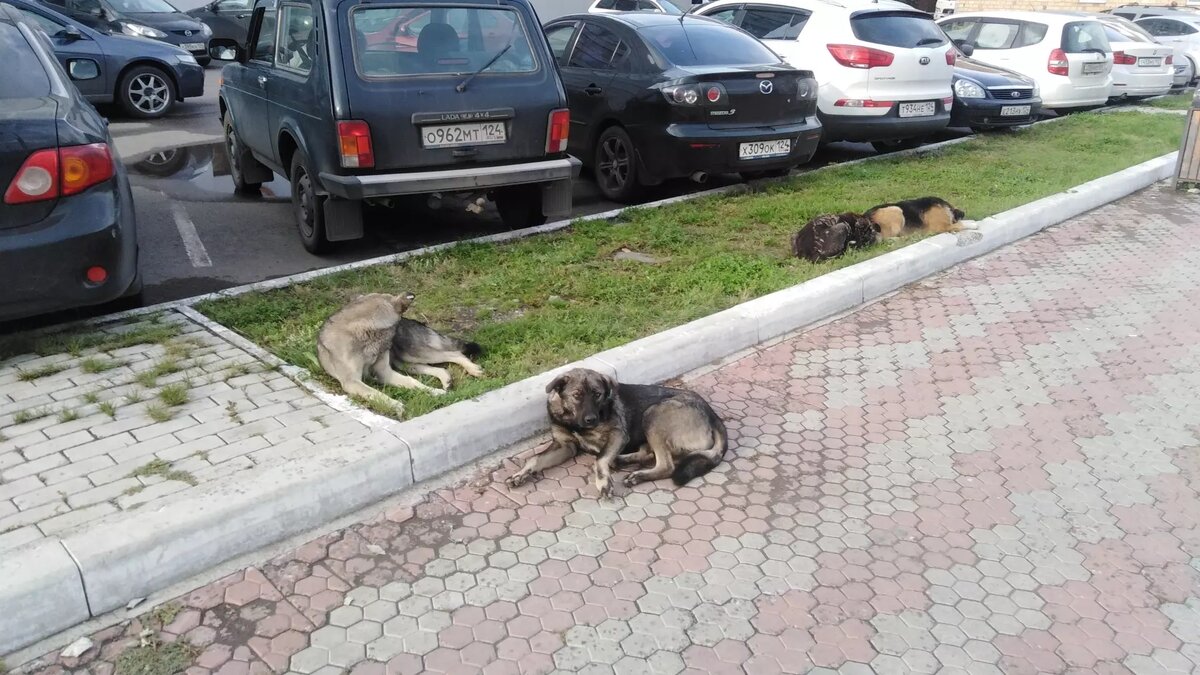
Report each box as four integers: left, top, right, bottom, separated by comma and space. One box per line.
545, 373, 568, 395
393, 292, 415, 314
600, 372, 617, 404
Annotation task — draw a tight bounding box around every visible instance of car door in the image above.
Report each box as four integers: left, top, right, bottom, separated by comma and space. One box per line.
236, 0, 277, 159
268, 1, 317, 167
203, 0, 253, 44
556, 20, 627, 159
16, 6, 109, 98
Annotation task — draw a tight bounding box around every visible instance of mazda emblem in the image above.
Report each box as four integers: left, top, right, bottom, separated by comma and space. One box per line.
759, 80, 773, 95
1011, 91, 1020, 98
184, 29, 192, 35
919, 56, 930, 65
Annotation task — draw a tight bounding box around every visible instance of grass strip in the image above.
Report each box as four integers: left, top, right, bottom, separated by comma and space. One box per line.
199, 111, 1183, 418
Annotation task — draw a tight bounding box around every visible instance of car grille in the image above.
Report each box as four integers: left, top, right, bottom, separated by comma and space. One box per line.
988, 87, 1035, 100
171, 29, 202, 37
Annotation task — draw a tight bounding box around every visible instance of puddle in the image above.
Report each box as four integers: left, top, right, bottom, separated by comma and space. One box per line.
125, 142, 292, 202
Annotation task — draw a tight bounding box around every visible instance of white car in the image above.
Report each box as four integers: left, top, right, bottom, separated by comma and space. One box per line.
939, 11, 1113, 110
588, 0, 683, 14
1136, 14, 1200, 85
1084, 13, 1173, 97
692, 0, 955, 151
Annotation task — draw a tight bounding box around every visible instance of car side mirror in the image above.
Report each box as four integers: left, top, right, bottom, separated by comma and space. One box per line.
955, 40, 974, 56
209, 2, 219, 11
59, 26, 84, 41
68, 58, 99, 80
209, 43, 240, 61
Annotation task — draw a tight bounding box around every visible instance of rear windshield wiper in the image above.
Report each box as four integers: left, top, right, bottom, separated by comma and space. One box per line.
456, 35, 516, 92
915, 37, 945, 47
1080, 47, 1108, 55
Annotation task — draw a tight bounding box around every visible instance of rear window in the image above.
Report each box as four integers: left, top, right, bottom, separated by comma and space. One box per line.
351, 6, 537, 78
1103, 20, 1153, 42
640, 21, 781, 66
0, 22, 51, 99
1062, 21, 1111, 53
739, 7, 809, 40
596, 0, 681, 13
851, 11, 947, 49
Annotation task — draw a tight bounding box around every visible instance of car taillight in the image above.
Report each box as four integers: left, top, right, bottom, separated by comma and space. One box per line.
834, 99, 894, 108
942, 96, 954, 107
1113, 50, 1137, 65
827, 44, 894, 69
4, 143, 114, 205
945, 49, 956, 66
337, 120, 374, 169
1167, 54, 1174, 65
546, 108, 569, 154
1048, 48, 1070, 75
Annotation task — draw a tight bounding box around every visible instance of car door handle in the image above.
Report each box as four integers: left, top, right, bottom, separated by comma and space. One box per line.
584, 85, 604, 96
257, 75, 267, 85
236, 12, 249, 17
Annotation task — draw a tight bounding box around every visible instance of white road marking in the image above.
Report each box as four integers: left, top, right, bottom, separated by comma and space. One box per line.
171, 202, 212, 268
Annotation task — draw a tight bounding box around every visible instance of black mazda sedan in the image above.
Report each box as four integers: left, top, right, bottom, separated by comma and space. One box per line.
544, 12, 822, 202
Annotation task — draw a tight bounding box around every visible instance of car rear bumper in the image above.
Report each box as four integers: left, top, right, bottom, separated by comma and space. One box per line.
819, 107, 951, 142
950, 97, 1043, 128
319, 157, 582, 204
1111, 69, 1174, 96
1040, 78, 1111, 109
634, 119, 824, 181
0, 184, 138, 322
176, 63, 206, 99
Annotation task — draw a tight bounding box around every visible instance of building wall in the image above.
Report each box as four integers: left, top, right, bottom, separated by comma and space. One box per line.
954, 0, 1196, 12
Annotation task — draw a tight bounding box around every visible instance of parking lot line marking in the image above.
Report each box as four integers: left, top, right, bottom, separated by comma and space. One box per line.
171, 203, 212, 268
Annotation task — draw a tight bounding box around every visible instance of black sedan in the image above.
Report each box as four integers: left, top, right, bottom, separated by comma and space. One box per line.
0, 2, 139, 322
184, 0, 248, 50
950, 46, 1043, 131
544, 13, 822, 202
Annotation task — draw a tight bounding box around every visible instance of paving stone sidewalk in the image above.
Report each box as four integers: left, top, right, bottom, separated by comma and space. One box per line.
0, 310, 378, 553
14, 182, 1200, 674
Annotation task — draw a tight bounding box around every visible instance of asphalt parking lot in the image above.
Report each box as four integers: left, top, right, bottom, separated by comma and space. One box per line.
9, 67, 970, 330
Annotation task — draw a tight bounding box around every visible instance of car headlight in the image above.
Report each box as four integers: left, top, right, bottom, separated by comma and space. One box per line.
200, 22, 212, 36
121, 22, 168, 39
953, 79, 986, 99
176, 53, 198, 65
1032, 83, 1040, 98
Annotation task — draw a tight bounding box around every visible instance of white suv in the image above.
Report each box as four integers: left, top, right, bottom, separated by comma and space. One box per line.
938, 12, 1113, 110
691, 0, 955, 151
588, 0, 683, 14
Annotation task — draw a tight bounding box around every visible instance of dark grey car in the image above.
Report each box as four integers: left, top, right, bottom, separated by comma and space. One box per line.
185, 0, 249, 49
11, 0, 205, 117
213, 0, 581, 254
36, 0, 213, 63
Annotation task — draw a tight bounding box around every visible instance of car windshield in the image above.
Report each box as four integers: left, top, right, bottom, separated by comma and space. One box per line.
640, 21, 782, 66
106, 0, 178, 12
351, 6, 537, 78
1102, 19, 1154, 42
852, 11, 947, 48
0, 22, 51, 98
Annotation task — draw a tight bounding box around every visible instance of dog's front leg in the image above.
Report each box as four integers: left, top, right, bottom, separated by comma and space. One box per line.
592, 435, 626, 498
507, 440, 576, 488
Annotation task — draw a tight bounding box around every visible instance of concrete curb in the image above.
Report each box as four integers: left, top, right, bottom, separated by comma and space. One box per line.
0, 151, 1177, 659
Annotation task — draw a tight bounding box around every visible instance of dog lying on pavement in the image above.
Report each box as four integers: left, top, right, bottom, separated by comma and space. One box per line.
506, 368, 728, 496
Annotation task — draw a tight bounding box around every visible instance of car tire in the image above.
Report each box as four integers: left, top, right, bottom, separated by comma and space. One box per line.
118, 65, 176, 119
871, 138, 924, 154
594, 126, 642, 203
290, 151, 333, 255
1185, 57, 1197, 86
493, 184, 547, 229
224, 113, 263, 195
740, 168, 792, 181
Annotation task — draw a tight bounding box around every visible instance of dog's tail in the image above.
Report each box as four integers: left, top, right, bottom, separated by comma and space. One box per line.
671, 424, 728, 486
461, 341, 483, 359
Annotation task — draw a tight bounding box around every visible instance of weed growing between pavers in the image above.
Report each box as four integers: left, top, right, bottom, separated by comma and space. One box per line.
199, 111, 1182, 419
129, 459, 198, 486
0, 315, 180, 362
16, 363, 67, 381
157, 382, 189, 407
57, 408, 79, 423
113, 603, 197, 675
98, 401, 117, 418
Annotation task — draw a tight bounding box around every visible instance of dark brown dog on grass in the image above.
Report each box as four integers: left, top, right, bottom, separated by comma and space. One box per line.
505, 368, 728, 497
791, 212, 880, 262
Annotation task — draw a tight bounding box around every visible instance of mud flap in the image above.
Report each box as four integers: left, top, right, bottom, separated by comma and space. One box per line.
323, 199, 364, 242
541, 179, 573, 218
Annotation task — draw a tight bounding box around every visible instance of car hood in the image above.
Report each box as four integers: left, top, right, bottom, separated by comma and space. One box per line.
954, 55, 1035, 86
122, 11, 205, 30
97, 30, 191, 55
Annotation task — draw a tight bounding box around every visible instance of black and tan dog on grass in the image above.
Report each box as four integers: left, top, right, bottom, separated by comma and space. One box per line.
505, 368, 728, 497
865, 196, 968, 239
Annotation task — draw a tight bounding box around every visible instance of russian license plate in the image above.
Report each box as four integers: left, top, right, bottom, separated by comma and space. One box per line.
1139, 56, 1163, 67
898, 101, 936, 118
1000, 105, 1032, 117
1082, 61, 1105, 75
181, 42, 205, 51
739, 139, 791, 160
421, 121, 507, 148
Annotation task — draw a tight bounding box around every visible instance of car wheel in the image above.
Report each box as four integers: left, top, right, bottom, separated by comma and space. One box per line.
224, 113, 263, 195
118, 65, 176, 119
739, 168, 792, 182
594, 126, 642, 203
871, 138, 924, 154
1185, 57, 1197, 86
290, 151, 333, 255
493, 184, 547, 229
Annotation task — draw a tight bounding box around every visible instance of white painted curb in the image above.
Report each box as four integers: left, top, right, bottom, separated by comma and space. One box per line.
0, 151, 1177, 659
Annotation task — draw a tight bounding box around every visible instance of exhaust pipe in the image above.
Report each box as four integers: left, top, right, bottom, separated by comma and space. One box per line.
426, 192, 443, 210
690, 171, 708, 184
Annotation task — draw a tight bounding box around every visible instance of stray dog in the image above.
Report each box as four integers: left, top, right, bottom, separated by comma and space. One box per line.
316, 292, 444, 414
791, 212, 880, 262
866, 196, 967, 238
391, 318, 485, 389
506, 368, 728, 497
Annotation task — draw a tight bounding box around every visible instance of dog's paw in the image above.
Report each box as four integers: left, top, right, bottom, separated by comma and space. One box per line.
428, 388, 448, 397
622, 472, 644, 488
506, 472, 530, 489
596, 478, 614, 499
465, 364, 485, 378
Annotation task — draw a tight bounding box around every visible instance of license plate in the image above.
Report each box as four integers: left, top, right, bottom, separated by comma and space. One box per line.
1139, 57, 1163, 67
898, 101, 936, 118
421, 121, 507, 148
739, 139, 791, 160
1082, 62, 1105, 75
180, 42, 205, 51
1000, 105, 1031, 117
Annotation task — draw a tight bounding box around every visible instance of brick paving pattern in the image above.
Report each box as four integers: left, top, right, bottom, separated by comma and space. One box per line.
0, 311, 377, 552
15, 183, 1200, 673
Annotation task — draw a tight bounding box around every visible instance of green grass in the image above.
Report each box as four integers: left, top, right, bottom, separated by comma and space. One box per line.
99, 401, 118, 418
0, 316, 180, 362
1146, 92, 1193, 110
114, 639, 198, 675
144, 404, 174, 423
58, 408, 79, 423
199, 111, 1184, 419
158, 383, 189, 407
83, 391, 101, 405
136, 359, 184, 389
16, 363, 66, 381
80, 357, 127, 374
12, 407, 52, 425
129, 458, 198, 486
